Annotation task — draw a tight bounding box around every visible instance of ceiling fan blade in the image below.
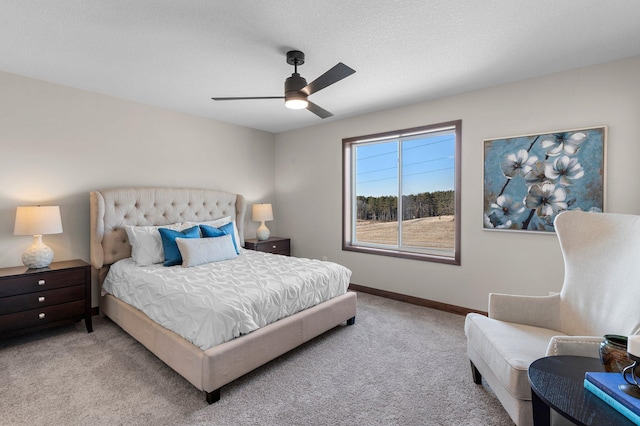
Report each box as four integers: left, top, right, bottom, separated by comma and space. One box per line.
212, 96, 284, 101
302, 62, 355, 95
306, 101, 333, 119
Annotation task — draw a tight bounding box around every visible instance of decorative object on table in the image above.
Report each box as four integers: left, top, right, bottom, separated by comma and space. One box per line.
252, 203, 273, 241
600, 334, 633, 373
13, 205, 63, 269
621, 336, 640, 398
483, 125, 606, 232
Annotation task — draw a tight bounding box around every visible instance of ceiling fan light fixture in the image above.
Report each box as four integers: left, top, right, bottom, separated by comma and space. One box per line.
284, 72, 309, 109
285, 97, 308, 110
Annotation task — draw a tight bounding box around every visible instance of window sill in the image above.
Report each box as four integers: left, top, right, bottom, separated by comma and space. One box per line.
342, 244, 460, 265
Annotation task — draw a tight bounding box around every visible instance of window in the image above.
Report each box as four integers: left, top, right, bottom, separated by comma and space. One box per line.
342, 120, 461, 265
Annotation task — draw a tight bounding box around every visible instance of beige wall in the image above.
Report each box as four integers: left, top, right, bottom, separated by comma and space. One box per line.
0, 71, 276, 304
3, 56, 639, 313
275, 56, 640, 311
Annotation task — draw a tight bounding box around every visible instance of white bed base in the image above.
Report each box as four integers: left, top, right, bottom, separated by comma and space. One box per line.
89, 187, 356, 403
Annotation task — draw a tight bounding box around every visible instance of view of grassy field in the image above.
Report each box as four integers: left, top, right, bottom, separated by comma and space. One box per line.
356, 215, 455, 249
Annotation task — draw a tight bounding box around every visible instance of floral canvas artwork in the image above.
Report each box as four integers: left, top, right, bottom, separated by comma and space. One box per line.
483, 126, 606, 232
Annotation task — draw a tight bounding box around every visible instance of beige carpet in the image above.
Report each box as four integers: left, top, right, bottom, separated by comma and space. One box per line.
0, 292, 513, 425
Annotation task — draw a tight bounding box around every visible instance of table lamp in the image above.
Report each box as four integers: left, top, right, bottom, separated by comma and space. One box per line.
14, 205, 63, 269
252, 203, 273, 241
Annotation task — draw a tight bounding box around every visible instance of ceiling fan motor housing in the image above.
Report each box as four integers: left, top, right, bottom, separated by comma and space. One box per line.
284, 73, 308, 102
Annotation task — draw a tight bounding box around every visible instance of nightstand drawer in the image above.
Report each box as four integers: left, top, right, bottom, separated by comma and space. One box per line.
0, 285, 85, 315
0, 300, 85, 332
0, 268, 86, 297
245, 237, 291, 255
255, 239, 290, 254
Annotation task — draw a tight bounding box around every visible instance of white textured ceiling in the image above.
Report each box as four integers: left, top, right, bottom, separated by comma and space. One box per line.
2, 1, 640, 133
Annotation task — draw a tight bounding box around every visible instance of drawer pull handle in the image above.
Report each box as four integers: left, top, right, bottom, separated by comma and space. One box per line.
38, 280, 46, 286
39, 313, 46, 319
272, 245, 277, 249
38, 296, 45, 302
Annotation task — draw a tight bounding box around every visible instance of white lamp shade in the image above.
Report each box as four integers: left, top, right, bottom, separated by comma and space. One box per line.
14, 206, 63, 235
252, 204, 274, 222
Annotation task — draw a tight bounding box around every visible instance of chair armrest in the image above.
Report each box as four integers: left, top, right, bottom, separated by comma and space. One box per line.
488, 293, 561, 330
545, 336, 603, 359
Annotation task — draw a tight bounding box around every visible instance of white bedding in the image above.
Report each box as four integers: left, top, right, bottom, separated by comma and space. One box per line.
102, 250, 351, 350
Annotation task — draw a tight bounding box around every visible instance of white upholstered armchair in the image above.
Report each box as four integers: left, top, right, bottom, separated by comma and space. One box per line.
464, 211, 640, 425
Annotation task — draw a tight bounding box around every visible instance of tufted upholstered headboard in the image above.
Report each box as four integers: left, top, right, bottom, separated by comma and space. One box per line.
90, 187, 246, 284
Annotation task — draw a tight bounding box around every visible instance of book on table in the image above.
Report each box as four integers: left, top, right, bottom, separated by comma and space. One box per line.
584, 371, 640, 425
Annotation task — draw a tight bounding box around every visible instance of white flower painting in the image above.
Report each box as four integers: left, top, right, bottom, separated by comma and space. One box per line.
483, 126, 606, 232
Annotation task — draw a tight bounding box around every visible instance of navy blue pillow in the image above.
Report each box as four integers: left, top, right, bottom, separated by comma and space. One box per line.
158, 226, 200, 266
200, 223, 239, 254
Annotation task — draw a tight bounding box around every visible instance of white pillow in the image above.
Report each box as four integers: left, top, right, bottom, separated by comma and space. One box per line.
184, 216, 242, 248
184, 216, 232, 229
125, 223, 186, 266
176, 234, 238, 267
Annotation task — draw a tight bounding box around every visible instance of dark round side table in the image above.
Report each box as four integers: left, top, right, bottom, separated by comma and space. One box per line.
528, 355, 634, 425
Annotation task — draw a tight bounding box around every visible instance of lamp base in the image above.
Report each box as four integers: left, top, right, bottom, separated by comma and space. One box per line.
22, 235, 54, 269
256, 222, 270, 241
620, 384, 640, 399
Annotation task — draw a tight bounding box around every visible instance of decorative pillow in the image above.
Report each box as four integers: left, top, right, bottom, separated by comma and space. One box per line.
125, 223, 185, 266
200, 222, 240, 254
176, 234, 238, 267
218, 222, 240, 254
200, 224, 227, 238
185, 216, 242, 248
158, 226, 201, 266
230, 221, 242, 250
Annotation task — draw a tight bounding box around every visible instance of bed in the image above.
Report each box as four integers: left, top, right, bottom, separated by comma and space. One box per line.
89, 187, 357, 403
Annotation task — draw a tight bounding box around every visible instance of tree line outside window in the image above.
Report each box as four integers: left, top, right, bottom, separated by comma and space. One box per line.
356, 190, 455, 222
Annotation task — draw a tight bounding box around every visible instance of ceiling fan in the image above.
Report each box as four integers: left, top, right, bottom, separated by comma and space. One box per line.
212, 50, 355, 119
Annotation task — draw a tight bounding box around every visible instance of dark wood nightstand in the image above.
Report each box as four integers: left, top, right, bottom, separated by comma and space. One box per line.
0, 259, 92, 338
244, 237, 291, 256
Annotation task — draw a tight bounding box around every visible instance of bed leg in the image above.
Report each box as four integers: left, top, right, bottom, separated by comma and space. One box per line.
346, 316, 356, 325
205, 389, 221, 404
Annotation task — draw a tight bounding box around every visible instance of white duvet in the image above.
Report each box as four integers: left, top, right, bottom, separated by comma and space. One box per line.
102, 250, 351, 350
